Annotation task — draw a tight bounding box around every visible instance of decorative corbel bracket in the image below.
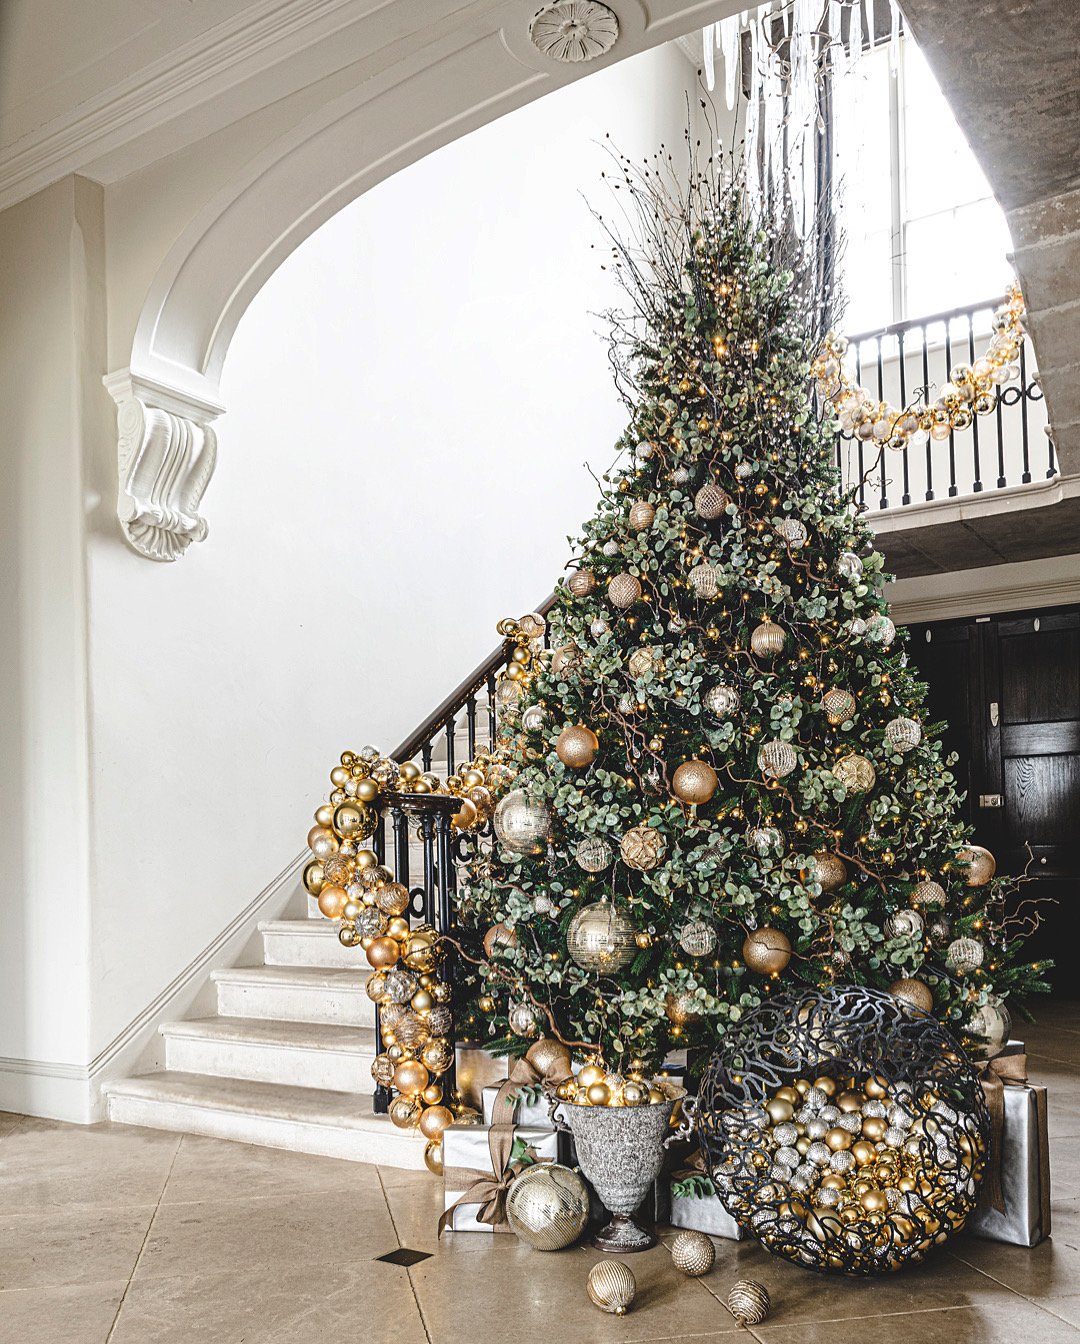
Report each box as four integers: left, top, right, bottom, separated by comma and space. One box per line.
103, 370, 224, 562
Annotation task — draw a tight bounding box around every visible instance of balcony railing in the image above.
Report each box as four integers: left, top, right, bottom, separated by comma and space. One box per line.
835, 296, 1051, 511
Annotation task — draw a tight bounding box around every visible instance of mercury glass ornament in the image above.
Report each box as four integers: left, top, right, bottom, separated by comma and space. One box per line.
566, 901, 637, 972
635, 440, 654, 459
704, 683, 740, 718
927, 912, 953, 944
748, 825, 783, 856
575, 835, 612, 873
521, 704, 547, 732
506, 1163, 589, 1251
832, 753, 876, 792
911, 879, 947, 910
509, 1001, 541, 1037
688, 563, 723, 598
836, 551, 863, 579
608, 573, 642, 609
550, 643, 582, 675
775, 518, 808, 548
679, 919, 717, 957
494, 678, 523, 711
695, 482, 729, 519
619, 824, 666, 870
966, 996, 1012, 1060
590, 617, 610, 638
866, 613, 896, 646
750, 618, 786, 657
493, 790, 552, 854
758, 739, 798, 778
958, 844, 996, 886
884, 908, 924, 940
885, 716, 922, 753
734, 460, 755, 480
947, 936, 985, 974
628, 646, 661, 678
822, 687, 857, 724
356, 906, 387, 938
602, 539, 620, 557
665, 990, 701, 1025
381, 966, 418, 1005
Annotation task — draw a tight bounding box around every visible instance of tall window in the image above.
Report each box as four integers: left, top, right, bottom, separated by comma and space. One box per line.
835, 36, 1014, 334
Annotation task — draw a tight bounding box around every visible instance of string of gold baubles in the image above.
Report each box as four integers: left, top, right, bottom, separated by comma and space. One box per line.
813, 283, 1026, 452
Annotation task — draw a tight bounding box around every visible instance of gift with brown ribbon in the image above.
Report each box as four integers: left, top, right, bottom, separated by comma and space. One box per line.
482, 1047, 575, 1126
439, 1122, 559, 1235
968, 1051, 1051, 1247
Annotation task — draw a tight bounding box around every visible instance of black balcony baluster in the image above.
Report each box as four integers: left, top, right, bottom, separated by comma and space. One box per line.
875, 335, 888, 510
854, 342, 867, 510
486, 671, 498, 751
967, 313, 983, 493
994, 370, 1008, 489
466, 694, 478, 759
444, 717, 456, 777
1020, 342, 1032, 484
919, 324, 934, 499
941, 321, 958, 498
896, 329, 911, 505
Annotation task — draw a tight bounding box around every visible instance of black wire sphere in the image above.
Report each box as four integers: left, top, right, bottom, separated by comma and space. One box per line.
696, 985, 990, 1275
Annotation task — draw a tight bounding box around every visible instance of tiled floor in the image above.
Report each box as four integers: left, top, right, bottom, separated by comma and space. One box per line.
1, 1005, 1078, 1343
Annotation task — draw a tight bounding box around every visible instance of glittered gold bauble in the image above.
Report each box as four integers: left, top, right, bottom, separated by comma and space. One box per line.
885, 716, 922, 753
672, 759, 719, 804
493, 789, 552, 854
809, 853, 847, 892
822, 687, 857, 724
688, 563, 723, 599
418, 1104, 455, 1141
483, 922, 518, 958
317, 885, 348, 920
421, 1037, 454, 1073
958, 844, 996, 886
619, 824, 666, 870
727, 1281, 770, 1327
423, 1140, 444, 1176
376, 882, 411, 917
695, 481, 729, 520
568, 568, 597, 597
628, 500, 656, 530
758, 739, 798, 779
911, 879, 947, 911
370, 1053, 395, 1087
526, 1037, 573, 1076
665, 990, 701, 1026
506, 1163, 590, 1251
670, 1229, 715, 1276
566, 901, 636, 972
321, 852, 354, 887
586, 1259, 636, 1315
742, 926, 792, 974
750, 618, 786, 657
302, 860, 326, 896
888, 977, 933, 1013
627, 646, 661, 678
333, 802, 373, 840
575, 834, 611, 873
366, 936, 400, 970
833, 753, 876, 792
426, 1004, 453, 1036
607, 573, 643, 609
393, 1059, 429, 1095
556, 724, 599, 769
389, 1095, 422, 1129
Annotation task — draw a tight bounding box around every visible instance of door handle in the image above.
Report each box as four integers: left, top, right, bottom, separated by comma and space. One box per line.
989, 702, 999, 727
978, 794, 1003, 808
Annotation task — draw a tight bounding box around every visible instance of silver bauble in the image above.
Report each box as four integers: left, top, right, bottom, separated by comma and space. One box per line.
521, 704, 548, 732
947, 936, 985, 974
493, 789, 552, 854
836, 551, 862, 578
679, 919, 717, 958
508, 1001, 541, 1037
575, 835, 612, 873
966, 996, 1012, 1060
866, 613, 896, 645
884, 908, 924, 940
885, 716, 922, 753
747, 825, 783, 855
750, 619, 786, 657
775, 518, 808, 548
704, 684, 740, 718
566, 901, 637, 972
758, 739, 798, 779
688, 563, 723, 599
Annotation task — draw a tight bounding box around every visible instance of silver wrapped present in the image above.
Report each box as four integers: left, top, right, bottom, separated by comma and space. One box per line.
483, 1083, 553, 1128
968, 1081, 1050, 1247
441, 1123, 562, 1233
656, 1174, 746, 1240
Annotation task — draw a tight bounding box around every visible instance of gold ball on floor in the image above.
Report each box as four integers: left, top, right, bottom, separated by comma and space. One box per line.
506, 1164, 589, 1251
587, 1259, 636, 1315
423, 1139, 444, 1176
670, 1230, 715, 1276
727, 1280, 770, 1326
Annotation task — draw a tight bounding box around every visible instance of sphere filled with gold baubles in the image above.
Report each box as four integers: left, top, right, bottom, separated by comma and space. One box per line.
670, 1229, 715, 1276
672, 759, 719, 804
742, 926, 792, 975
607, 573, 642, 609
958, 844, 996, 886
505, 1163, 590, 1251
556, 724, 599, 769
586, 1259, 636, 1315
833, 753, 876, 792
750, 617, 786, 657
619, 824, 666, 871
493, 790, 552, 854
567, 901, 637, 972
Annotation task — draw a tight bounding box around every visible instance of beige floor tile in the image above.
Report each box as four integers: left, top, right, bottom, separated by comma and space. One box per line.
0, 1204, 154, 1290
110, 1263, 429, 1344
753, 1299, 1080, 1343
137, 1188, 398, 1280
949, 1199, 1079, 1300
0, 1280, 127, 1344
1043, 1295, 1080, 1329
0, 1118, 180, 1214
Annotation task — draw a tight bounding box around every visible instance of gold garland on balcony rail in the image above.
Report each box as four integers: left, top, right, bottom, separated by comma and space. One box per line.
812, 283, 1026, 455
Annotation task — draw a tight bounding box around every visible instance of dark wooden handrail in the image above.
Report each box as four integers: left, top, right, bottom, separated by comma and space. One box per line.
391, 593, 558, 763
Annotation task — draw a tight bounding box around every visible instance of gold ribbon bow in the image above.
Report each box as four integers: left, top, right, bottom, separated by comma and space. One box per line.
438, 1124, 541, 1236
487, 1050, 574, 1125
979, 1051, 1028, 1214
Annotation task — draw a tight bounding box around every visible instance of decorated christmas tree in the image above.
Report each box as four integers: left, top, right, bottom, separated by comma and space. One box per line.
456, 147, 1048, 1081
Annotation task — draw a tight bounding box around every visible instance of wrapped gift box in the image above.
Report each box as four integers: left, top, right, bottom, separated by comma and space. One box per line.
967, 1082, 1051, 1247
441, 1123, 563, 1233
454, 1045, 511, 1111
483, 1083, 555, 1128
655, 1174, 747, 1240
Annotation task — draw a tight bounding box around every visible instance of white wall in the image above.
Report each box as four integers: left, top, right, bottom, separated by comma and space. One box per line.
81, 44, 710, 1064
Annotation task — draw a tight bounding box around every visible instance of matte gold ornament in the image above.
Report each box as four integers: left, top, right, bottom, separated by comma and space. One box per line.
556, 724, 599, 768
751, 618, 786, 657
566, 901, 636, 972
672, 759, 719, 804
608, 573, 643, 609
586, 1259, 636, 1315
704, 684, 740, 717
317, 885, 348, 920
758, 739, 798, 779
822, 687, 857, 724
695, 481, 729, 520
888, 977, 934, 1013
911, 879, 947, 911
809, 853, 847, 892
743, 926, 792, 974
575, 835, 611, 873
727, 1281, 770, 1327
418, 1104, 455, 1141
423, 1140, 444, 1177
670, 1229, 715, 1276
568, 569, 597, 597
958, 844, 996, 886
833, 753, 876, 792
389, 1095, 422, 1129
619, 824, 666, 870
365, 935, 400, 970
688, 563, 723, 598
505, 1163, 590, 1251
885, 716, 922, 753
483, 922, 518, 958
628, 500, 656, 530
493, 790, 552, 854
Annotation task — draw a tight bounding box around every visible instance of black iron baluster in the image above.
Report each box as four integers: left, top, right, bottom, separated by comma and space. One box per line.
373, 811, 386, 865
854, 342, 867, 510
920, 321, 935, 499
896, 328, 911, 505
1048, 419, 1057, 479
1019, 342, 1032, 484
444, 716, 456, 777
434, 805, 459, 1104
466, 693, 477, 760
421, 740, 433, 772
486, 671, 497, 752
994, 362, 1007, 489
943, 321, 959, 497
967, 313, 983, 492
875, 335, 888, 509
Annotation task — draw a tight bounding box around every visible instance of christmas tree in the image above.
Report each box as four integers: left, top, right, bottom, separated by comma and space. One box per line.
457, 148, 1048, 1078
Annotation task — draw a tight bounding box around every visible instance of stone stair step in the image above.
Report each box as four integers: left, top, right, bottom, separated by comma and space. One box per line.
211, 965, 375, 1026
160, 1017, 376, 1093
259, 919, 366, 968
102, 1072, 424, 1168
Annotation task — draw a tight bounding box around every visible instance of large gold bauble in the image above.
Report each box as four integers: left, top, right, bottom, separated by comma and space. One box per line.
809, 853, 848, 892
366, 936, 400, 970
556, 724, 599, 769
822, 687, 857, 724
389, 1095, 422, 1129
566, 901, 636, 972
404, 928, 439, 972
525, 1037, 573, 1077
742, 926, 792, 974
672, 759, 719, 804
506, 1163, 590, 1251
607, 573, 643, 609
493, 790, 552, 854
888, 977, 934, 1013
727, 1280, 770, 1326
483, 922, 518, 958
628, 500, 656, 530
670, 1229, 715, 1276
750, 618, 786, 657
302, 860, 326, 896
376, 883, 411, 917
393, 1059, 429, 1095
333, 802, 372, 840
958, 845, 996, 886
619, 824, 666, 871
567, 569, 597, 597
833, 753, 876, 792
418, 1104, 455, 1141
422, 1037, 454, 1073
467, 785, 495, 821
317, 885, 348, 920
586, 1259, 636, 1315
695, 481, 729, 520
911, 879, 947, 911
423, 1139, 444, 1177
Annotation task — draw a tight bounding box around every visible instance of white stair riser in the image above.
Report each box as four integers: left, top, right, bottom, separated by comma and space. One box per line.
261, 929, 363, 969
162, 1033, 374, 1092
105, 1093, 425, 1169
215, 978, 375, 1026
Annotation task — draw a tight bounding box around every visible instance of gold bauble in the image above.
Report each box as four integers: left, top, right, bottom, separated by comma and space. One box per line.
338, 922, 361, 948
911, 879, 947, 911
958, 844, 996, 886
809, 852, 848, 893
665, 990, 701, 1026
750, 619, 786, 657
568, 569, 597, 597
851, 1140, 877, 1166
393, 1059, 429, 1095
365, 971, 387, 1002
586, 1082, 611, 1106
694, 481, 729, 520
404, 929, 439, 972
586, 1259, 636, 1315
385, 916, 410, 941
506, 1163, 590, 1251
320, 852, 354, 888
525, 1037, 573, 1077
330, 766, 350, 788
550, 644, 582, 676
422, 1083, 444, 1105
418, 1104, 455, 1141
578, 1063, 606, 1088
467, 786, 495, 820
566, 902, 636, 972
451, 797, 479, 831
607, 573, 643, 609
366, 936, 401, 970
619, 824, 666, 871
423, 1140, 444, 1176
671, 759, 719, 805
355, 778, 379, 803
333, 802, 370, 840
742, 926, 792, 974
307, 826, 338, 860
483, 922, 518, 958
822, 687, 857, 724
314, 803, 335, 828
727, 1281, 770, 1327
354, 848, 378, 871
317, 885, 348, 920
889, 977, 934, 1013
376, 883, 411, 917
370, 1053, 395, 1087
556, 724, 600, 769
628, 500, 656, 530
389, 1095, 422, 1129
833, 753, 876, 792
410, 989, 435, 1013
302, 860, 326, 896
422, 1037, 453, 1073
671, 1229, 715, 1276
